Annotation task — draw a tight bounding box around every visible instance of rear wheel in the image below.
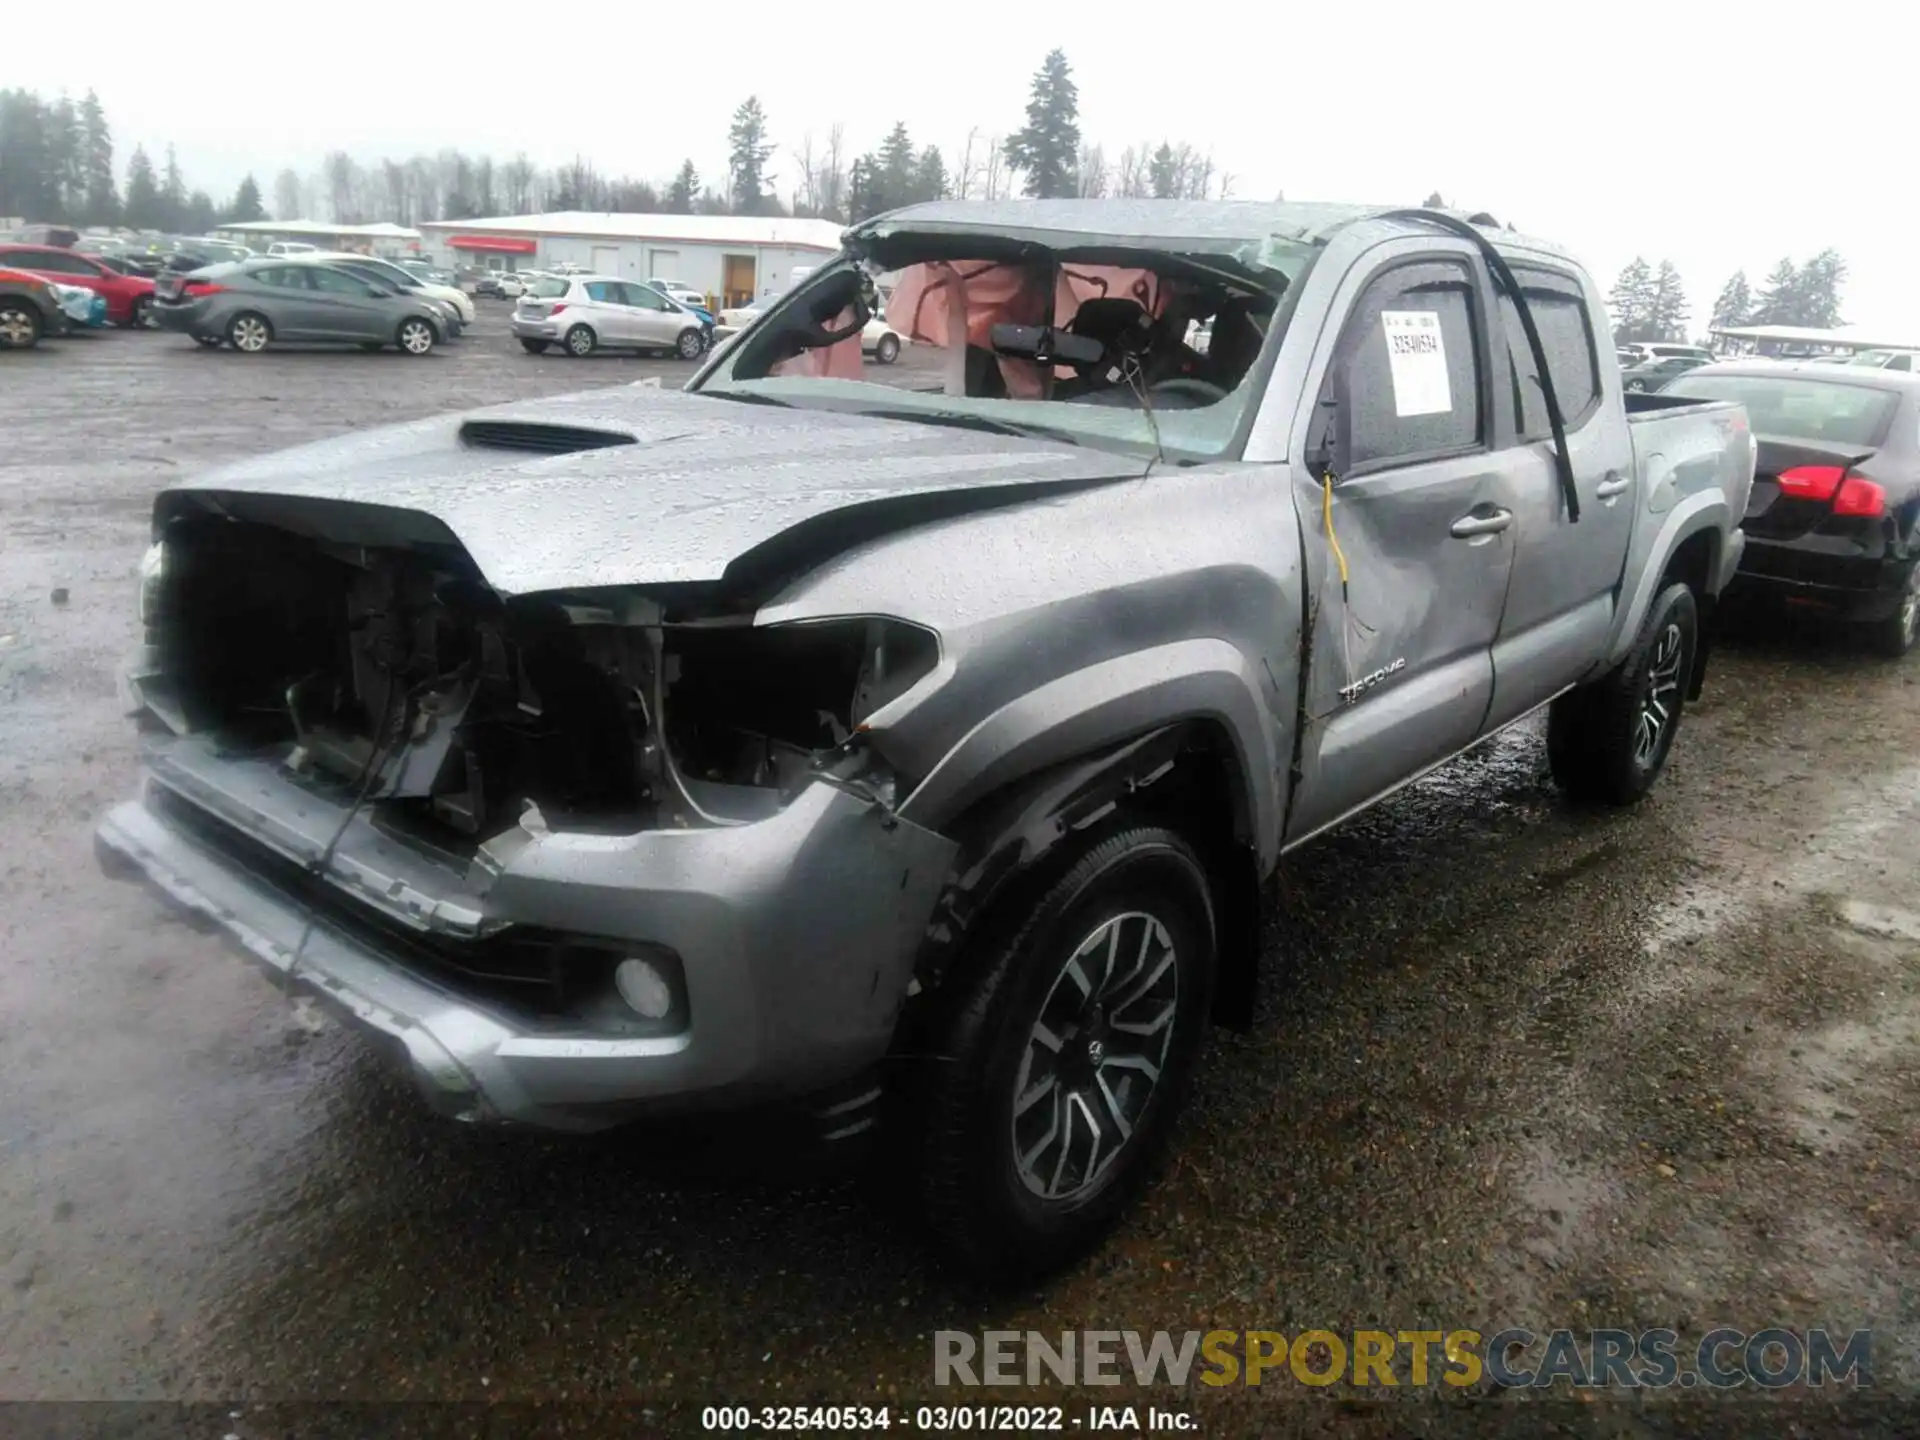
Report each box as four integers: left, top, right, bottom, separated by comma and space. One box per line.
193, 335, 222, 349
396, 317, 437, 356
0, 299, 42, 350
358, 341, 384, 352
675, 327, 704, 360
874, 332, 901, 364
565, 324, 596, 357
1869, 564, 1920, 658
1548, 581, 1697, 806
129, 295, 155, 329
916, 825, 1217, 1280
519, 338, 550, 354
227, 312, 272, 353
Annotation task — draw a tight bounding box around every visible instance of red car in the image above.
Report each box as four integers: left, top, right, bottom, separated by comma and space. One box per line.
0, 243, 157, 328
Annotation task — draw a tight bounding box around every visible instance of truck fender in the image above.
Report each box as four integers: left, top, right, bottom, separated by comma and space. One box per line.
1603, 491, 1730, 678
903, 721, 1265, 1032
895, 637, 1285, 863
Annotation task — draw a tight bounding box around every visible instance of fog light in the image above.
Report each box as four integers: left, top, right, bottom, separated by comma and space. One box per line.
614, 956, 673, 1020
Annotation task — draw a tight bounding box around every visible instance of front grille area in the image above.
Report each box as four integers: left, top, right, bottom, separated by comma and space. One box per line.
150, 785, 577, 1022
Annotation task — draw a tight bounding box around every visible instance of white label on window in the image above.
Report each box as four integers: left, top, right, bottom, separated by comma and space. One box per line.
1380, 310, 1452, 417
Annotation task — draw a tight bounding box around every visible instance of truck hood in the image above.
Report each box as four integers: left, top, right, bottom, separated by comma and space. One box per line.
162, 385, 1136, 596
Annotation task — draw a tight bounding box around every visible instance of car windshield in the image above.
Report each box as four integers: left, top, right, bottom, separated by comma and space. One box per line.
528, 277, 569, 299
693, 235, 1317, 463
1664, 373, 1901, 447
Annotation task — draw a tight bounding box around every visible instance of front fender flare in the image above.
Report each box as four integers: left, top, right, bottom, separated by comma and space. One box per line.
895, 637, 1285, 871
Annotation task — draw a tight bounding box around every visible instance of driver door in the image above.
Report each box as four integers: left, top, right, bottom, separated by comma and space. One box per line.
1283, 250, 1517, 843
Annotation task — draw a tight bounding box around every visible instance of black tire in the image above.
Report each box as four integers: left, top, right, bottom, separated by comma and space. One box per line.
396, 317, 437, 356
193, 335, 222, 349
564, 323, 596, 358
227, 311, 272, 354
0, 299, 42, 350
358, 341, 384, 352
1626, 378, 1647, 392
1868, 563, 1920, 658
1548, 581, 1698, 806
874, 332, 901, 364
916, 824, 1218, 1281
675, 327, 704, 360
519, 338, 550, 354
129, 295, 155, 330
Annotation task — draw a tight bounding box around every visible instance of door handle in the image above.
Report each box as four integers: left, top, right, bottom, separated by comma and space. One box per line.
1450, 508, 1513, 538
1596, 473, 1631, 498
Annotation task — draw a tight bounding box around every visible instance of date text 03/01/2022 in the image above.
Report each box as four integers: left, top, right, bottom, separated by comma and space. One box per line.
700, 1404, 1197, 1432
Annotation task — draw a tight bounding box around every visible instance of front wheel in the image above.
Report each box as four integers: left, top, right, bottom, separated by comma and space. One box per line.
519, 338, 550, 354
129, 295, 155, 329
874, 332, 901, 364
396, 317, 437, 356
1626, 378, 1647, 392
193, 335, 222, 349
1548, 581, 1698, 806
675, 327, 704, 360
564, 324, 596, 357
915, 825, 1217, 1280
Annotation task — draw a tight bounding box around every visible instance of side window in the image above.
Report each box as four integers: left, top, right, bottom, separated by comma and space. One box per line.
310, 266, 372, 295
27, 250, 87, 275
258, 267, 308, 289
1329, 258, 1483, 470
585, 281, 621, 303
625, 283, 670, 310
1499, 268, 1602, 439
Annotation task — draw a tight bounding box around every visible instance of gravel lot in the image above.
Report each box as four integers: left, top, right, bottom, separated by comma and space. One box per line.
2, 316, 1915, 1434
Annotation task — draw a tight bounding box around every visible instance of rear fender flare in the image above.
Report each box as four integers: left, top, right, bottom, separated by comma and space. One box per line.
1603, 493, 1729, 672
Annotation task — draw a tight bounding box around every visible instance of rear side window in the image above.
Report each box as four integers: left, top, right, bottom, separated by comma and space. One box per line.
1499, 270, 1601, 439
1663, 374, 1900, 447
1331, 258, 1483, 470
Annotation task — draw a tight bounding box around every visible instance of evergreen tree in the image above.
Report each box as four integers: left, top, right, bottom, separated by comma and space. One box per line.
1754, 257, 1801, 325
1148, 143, 1178, 200
79, 91, 117, 224
727, 97, 774, 214
50, 95, 82, 219
1797, 249, 1847, 329
1606, 256, 1655, 342
183, 191, 218, 235
877, 122, 916, 207
1004, 49, 1080, 198
161, 143, 187, 231
914, 145, 949, 203
1648, 261, 1689, 342
847, 154, 878, 222
666, 160, 698, 213
123, 145, 161, 229
1709, 270, 1753, 332
1422, 190, 1446, 207
272, 168, 304, 222
227, 174, 265, 223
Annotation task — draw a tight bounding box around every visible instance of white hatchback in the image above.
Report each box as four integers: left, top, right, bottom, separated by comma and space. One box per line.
512, 274, 709, 359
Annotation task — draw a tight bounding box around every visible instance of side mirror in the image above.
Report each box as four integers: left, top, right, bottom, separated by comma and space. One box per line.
1304, 372, 1352, 480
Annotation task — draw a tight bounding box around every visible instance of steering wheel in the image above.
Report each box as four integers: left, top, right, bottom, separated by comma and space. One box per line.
1148, 377, 1229, 406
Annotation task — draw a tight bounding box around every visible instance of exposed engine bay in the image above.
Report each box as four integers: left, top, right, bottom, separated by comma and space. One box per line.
141, 510, 937, 851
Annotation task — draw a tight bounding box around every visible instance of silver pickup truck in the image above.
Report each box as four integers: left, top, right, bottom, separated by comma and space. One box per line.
97, 202, 1754, 1277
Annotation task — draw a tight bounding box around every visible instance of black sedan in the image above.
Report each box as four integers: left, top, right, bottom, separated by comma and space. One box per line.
1664, 364, 1920, 655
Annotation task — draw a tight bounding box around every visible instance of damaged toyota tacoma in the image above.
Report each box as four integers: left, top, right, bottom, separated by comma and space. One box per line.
98, 201, 1754, 1276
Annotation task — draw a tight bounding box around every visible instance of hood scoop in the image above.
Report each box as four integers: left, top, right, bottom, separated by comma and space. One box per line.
459, 420, 637, 455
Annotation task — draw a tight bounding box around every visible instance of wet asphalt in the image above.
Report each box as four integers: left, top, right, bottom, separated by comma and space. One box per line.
1, 316, 1915, 1435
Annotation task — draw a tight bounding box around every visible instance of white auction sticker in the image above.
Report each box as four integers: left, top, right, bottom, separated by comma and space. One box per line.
1380, 310, 1451, 417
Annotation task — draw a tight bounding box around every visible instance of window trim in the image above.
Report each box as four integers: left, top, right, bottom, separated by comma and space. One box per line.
1322, 254, 1492, 480
1495, 262, 1602, 445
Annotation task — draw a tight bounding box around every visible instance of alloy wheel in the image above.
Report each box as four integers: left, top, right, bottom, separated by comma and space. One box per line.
0, 306, 35, 347
400, 320, 434, 355
231, 316, 269, 352
1634, 622, 1685, 767
1011, 910, 1180, 1202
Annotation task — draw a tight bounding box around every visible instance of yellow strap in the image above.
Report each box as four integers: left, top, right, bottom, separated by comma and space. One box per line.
1321, 473, 1350, 591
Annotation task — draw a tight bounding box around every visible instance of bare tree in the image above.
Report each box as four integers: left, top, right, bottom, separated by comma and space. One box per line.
272, 168, 305, 221
810, 123, 847, 221
1217, 171, 1237, 201
1115, 144, 1150, 199
503, 154, 536, 213
954, 128, 980, 200
982, 134, 1007, 201
1076, 142, 1109, 198
406, 156, 441, 223
323, 151, 358, 223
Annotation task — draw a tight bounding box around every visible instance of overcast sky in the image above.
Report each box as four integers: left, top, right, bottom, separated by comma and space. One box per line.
26, 1, 1916, 334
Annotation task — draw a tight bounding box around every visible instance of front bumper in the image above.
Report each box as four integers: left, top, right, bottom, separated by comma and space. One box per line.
1731, 532, 1915, 621
97, 737, 956, 1131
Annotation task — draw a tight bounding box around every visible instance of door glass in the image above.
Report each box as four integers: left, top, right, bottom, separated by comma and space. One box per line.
624, 283, 669, 309
1497, 272, 1601, 438
585, 281, 621, 303
308, 266, 376, 295
1334, 260, 1483, 469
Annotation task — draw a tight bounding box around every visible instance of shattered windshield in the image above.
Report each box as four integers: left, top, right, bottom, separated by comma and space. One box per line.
692, 234, 1316, 462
